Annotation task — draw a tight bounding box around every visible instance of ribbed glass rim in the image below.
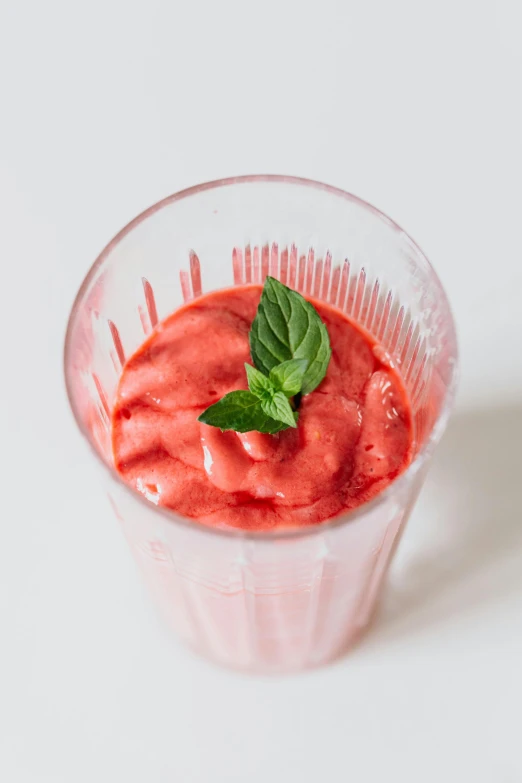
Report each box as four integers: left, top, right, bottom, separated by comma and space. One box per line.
64, 174, 458, 541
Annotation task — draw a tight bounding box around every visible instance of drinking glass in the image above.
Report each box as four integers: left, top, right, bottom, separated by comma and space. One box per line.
64, 176, 458, 672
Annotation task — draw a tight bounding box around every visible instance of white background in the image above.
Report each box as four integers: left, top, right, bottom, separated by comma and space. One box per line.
1, 1, 521, 781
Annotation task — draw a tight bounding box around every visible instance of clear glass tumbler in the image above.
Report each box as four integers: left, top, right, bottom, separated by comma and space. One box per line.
64, 176, 458, 673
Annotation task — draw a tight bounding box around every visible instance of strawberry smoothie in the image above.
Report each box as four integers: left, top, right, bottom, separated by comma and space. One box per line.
111, 286, 413, 530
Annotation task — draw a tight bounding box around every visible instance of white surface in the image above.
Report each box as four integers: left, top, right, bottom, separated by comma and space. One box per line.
1, 1, 521, 781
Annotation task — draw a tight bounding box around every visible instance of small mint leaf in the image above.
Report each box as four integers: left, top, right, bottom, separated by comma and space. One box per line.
249, 277, 331, 395
245, 363, 276, 399
198, 391, 288, 434
269, 358, 309, 397
261, 391, 297, 428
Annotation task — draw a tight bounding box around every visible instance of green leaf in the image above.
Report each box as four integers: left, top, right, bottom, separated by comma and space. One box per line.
198, 391, 288, 434
250, 277, 331, 395
245, 363, 275, 399
261, 391, 298, 428
197, 278, 332, 435
269, 358, 309, 397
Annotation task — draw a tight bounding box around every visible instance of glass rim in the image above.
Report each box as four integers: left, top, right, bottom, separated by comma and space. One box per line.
64, 174, 459, 542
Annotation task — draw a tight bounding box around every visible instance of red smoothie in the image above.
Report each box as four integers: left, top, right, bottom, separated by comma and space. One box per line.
111, 286, 413, 530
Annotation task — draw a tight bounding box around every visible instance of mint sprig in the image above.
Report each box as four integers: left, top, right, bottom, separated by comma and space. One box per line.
198, 277, 331, 433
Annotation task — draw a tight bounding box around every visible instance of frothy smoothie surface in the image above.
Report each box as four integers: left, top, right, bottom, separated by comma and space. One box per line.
112, 286, 413, 530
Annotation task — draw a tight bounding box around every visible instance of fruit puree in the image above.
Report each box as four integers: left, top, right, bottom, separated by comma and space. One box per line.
112, 286, 413, 530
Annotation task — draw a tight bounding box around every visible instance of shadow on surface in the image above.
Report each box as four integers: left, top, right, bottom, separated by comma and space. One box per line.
366, 402, 522, 645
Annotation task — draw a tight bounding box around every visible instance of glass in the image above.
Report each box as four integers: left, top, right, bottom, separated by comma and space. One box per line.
64, 176, 458, 673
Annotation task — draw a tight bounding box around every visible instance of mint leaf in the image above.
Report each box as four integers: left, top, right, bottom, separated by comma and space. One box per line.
261, 391, 297, 428
245, 363, 275, 399
198, 391, 288, 434
250, 277, 331, 395
269, 358, 309, 397
198, 278, 332, 434
245, 363, 299, 428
